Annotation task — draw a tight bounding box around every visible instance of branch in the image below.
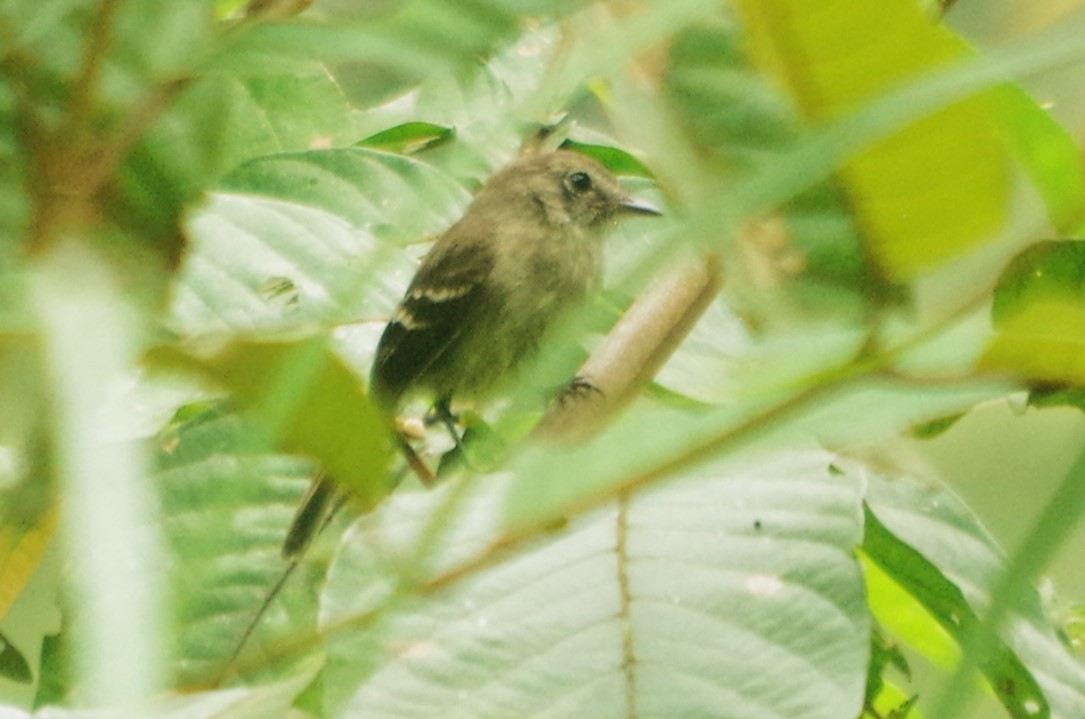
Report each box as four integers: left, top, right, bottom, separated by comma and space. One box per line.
65, 0, 124, 137
533, 253, 721, 441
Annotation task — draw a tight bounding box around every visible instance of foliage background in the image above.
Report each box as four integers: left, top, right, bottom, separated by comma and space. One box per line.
3, 0, 1085, 718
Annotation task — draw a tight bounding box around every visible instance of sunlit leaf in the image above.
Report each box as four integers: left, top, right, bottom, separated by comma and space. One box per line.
867, 682, 922, 719
864, 625, 912, 714
982, 240, 1085, 403
981, 302, 1085, 386
0, 505, 57, 620
734, 0, 1009, 279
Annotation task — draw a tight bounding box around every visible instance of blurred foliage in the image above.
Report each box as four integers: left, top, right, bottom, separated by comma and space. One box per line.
983, 240, 1085, 406
3, 1, 1085, 718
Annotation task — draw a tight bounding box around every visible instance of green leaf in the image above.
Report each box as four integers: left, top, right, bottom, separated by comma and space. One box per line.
169, 68, 358, 179
910, 412, 967, 440
664, 18, 798, 172
218, 148, 471, 245
320, 451, 868, 718
1028, 387, 1085, 414
558, 139, 655, 178
218, 0, 587, 97
994, 88, 1085, 236
863, 471, 1085, 718
148, 336, 394, 510
153, 409, 325, 685
862, 505, 1048, 719
0, 629, 31, 684
981, 240, 1085, 388
980, 302, 1085, 387
991, 240, 1085, 327
865, 625, 911, 710
862, 553, 960, 671
357, 122, 456, 154
173, 191, 416, 335
867, 682, 922, 719
734, 0, 1009, 279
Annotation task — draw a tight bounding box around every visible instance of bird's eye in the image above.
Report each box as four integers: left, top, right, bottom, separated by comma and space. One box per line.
567, 171, 592, 193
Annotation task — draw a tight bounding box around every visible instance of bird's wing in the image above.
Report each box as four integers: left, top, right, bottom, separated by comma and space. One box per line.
370, 230, 496, 405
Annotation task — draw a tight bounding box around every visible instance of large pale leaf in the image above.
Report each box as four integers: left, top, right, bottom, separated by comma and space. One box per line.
173, 192, 415, 335
218, 148, 470, 246
319, 450, 868, 718
173, 149, 470, 338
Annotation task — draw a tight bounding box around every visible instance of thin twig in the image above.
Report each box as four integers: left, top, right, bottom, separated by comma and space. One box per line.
65, 0, 124, 137
216, 558, 302, 685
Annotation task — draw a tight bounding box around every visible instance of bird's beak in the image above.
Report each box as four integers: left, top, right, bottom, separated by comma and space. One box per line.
619, 196, 662, 216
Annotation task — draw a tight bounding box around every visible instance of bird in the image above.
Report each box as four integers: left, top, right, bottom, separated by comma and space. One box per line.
282, 149, 660, 559
224, 150, 661, 673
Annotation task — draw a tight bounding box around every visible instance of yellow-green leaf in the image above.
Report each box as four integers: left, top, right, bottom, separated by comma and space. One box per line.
0, 505, 58, 620
992, 240, 1085, 324
980, 301, 1085, 386
148, 336, 395, 509
735, 0, 1009, 279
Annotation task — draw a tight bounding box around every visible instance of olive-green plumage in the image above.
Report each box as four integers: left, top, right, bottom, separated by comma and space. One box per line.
282, 150, 658, 559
